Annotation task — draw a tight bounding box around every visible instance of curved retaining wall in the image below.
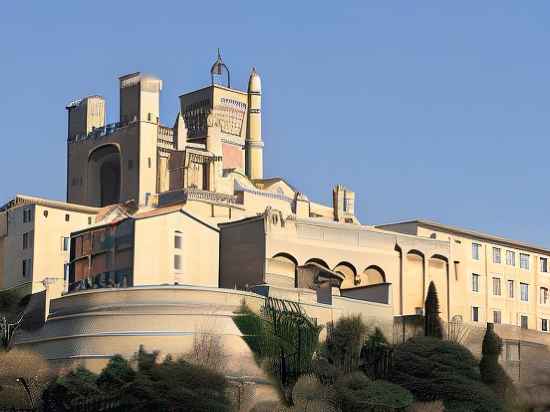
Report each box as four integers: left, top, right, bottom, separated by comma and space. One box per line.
15, 285, 265, 376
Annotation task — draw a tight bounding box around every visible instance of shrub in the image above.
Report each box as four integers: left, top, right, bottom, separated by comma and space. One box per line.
185, 331, 227, 373
406, 401, 445, 412
334, 372, 371, 411
361, 380, 414, 410
390, 336, 503, 412
43, 347, 233, 412
360, 327, 393, 380
324, 315, 368, 373
424, 282, 443, 339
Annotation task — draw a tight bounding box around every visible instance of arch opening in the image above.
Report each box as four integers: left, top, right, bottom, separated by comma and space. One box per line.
363, 265, 386, 285
88, 145, 122, 207
334, 262, 357, 288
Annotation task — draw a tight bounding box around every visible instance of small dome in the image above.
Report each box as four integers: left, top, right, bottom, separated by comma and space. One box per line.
248, 67, 261, 93
210, 49, 230, 88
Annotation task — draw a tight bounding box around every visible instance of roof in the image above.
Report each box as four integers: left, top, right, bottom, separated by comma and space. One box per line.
0, 195, 100, 214
376, 219, 550, 256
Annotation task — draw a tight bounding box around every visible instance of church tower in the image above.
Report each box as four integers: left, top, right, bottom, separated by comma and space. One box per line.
245, 68, 264, 180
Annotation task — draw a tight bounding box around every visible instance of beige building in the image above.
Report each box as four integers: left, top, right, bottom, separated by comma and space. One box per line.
378, 220, 550, 333
0, 195, 98, 296
2, 53, 550, 384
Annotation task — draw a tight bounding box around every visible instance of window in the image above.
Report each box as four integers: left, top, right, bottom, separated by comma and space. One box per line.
43, 210, 48, 218
472, 306, 479, 322
88, 217, 92, 225
506, 250, 515, 266
65, 214, 70, 222
174, 255, 182, 271
493, 247, 501, 264
521, 315, 528, 329
22, 258, 31, 277
493, 310, 502, 324
62, 237, 70, 252
23, 232, 29, 250
520, 253, 530, 270
541, 287, 549, 305
492, 277, 501, 296
507, 280, 514, 298
541, 257, 548, 273
148, 157, 152, 168
543, 319, 549, 332
174, 232, 182, 249
22, 208, 32, 223
472, 243, 481, 260
472, 273, 480, 292
521, 283, 529, 302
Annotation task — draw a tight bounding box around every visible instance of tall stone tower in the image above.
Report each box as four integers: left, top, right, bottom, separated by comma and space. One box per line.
245, 68, 263, 180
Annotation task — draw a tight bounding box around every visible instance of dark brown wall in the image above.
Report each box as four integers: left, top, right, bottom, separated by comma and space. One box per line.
219, 219, 266, 289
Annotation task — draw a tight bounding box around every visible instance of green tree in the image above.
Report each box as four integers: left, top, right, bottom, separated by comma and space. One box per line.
479, 323, 513, 400
424, 281, 443, 339
96, 354, 136, 393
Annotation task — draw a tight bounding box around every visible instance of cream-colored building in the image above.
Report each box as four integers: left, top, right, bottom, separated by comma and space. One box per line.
2, 53, 550, 383
378, 220, 550, 333
0, 195, 98, 296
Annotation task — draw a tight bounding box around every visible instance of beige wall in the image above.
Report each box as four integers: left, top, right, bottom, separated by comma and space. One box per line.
68, 124, 141, 206
380, 222, 550, 338
133, 211, 219, 288
0, 202, 96, 295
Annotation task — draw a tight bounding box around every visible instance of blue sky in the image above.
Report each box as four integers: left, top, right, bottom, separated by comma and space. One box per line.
1, 2, 549, 246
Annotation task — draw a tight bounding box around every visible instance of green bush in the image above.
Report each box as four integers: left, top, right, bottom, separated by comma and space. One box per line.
361, 380, 413, 410
42, 347, 232, 412
324, 315, 368, 373
334, 372, 371, 411
390, 337, 503, 412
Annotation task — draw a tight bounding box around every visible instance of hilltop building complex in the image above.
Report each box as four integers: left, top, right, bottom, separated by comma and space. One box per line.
1, 53, 549, 382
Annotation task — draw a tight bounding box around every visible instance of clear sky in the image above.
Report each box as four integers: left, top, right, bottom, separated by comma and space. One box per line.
1, 2, 549, 246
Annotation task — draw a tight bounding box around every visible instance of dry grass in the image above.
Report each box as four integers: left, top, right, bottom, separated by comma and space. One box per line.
0, 349, 52, 407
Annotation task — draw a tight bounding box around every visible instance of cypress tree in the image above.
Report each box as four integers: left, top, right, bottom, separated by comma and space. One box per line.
424, 281, 443, 339
480, 323, 512, 399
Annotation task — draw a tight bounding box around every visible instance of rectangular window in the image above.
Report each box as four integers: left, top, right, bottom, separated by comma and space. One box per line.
21, 258, 31, 277
22, 208, 32, 223
472, 306, 479, 322
23, 232, 29, 249
520, 253, 530, 270
506, 250, 515, 266
541, 257, 548, 273
65, 214, 70, 222
472, 273, 480, 292
507, 280, 514, 298
174, 254, 182, 271
492, 277, 501, 296
521, 283, 529, 302
521, 315, 528, 329
472, 243, 481, 260
541, 287, 549, 305
493, 247, 501, 264
174, 233, 182, 249
493, 310, 502, 324
543, 319, 549, 332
